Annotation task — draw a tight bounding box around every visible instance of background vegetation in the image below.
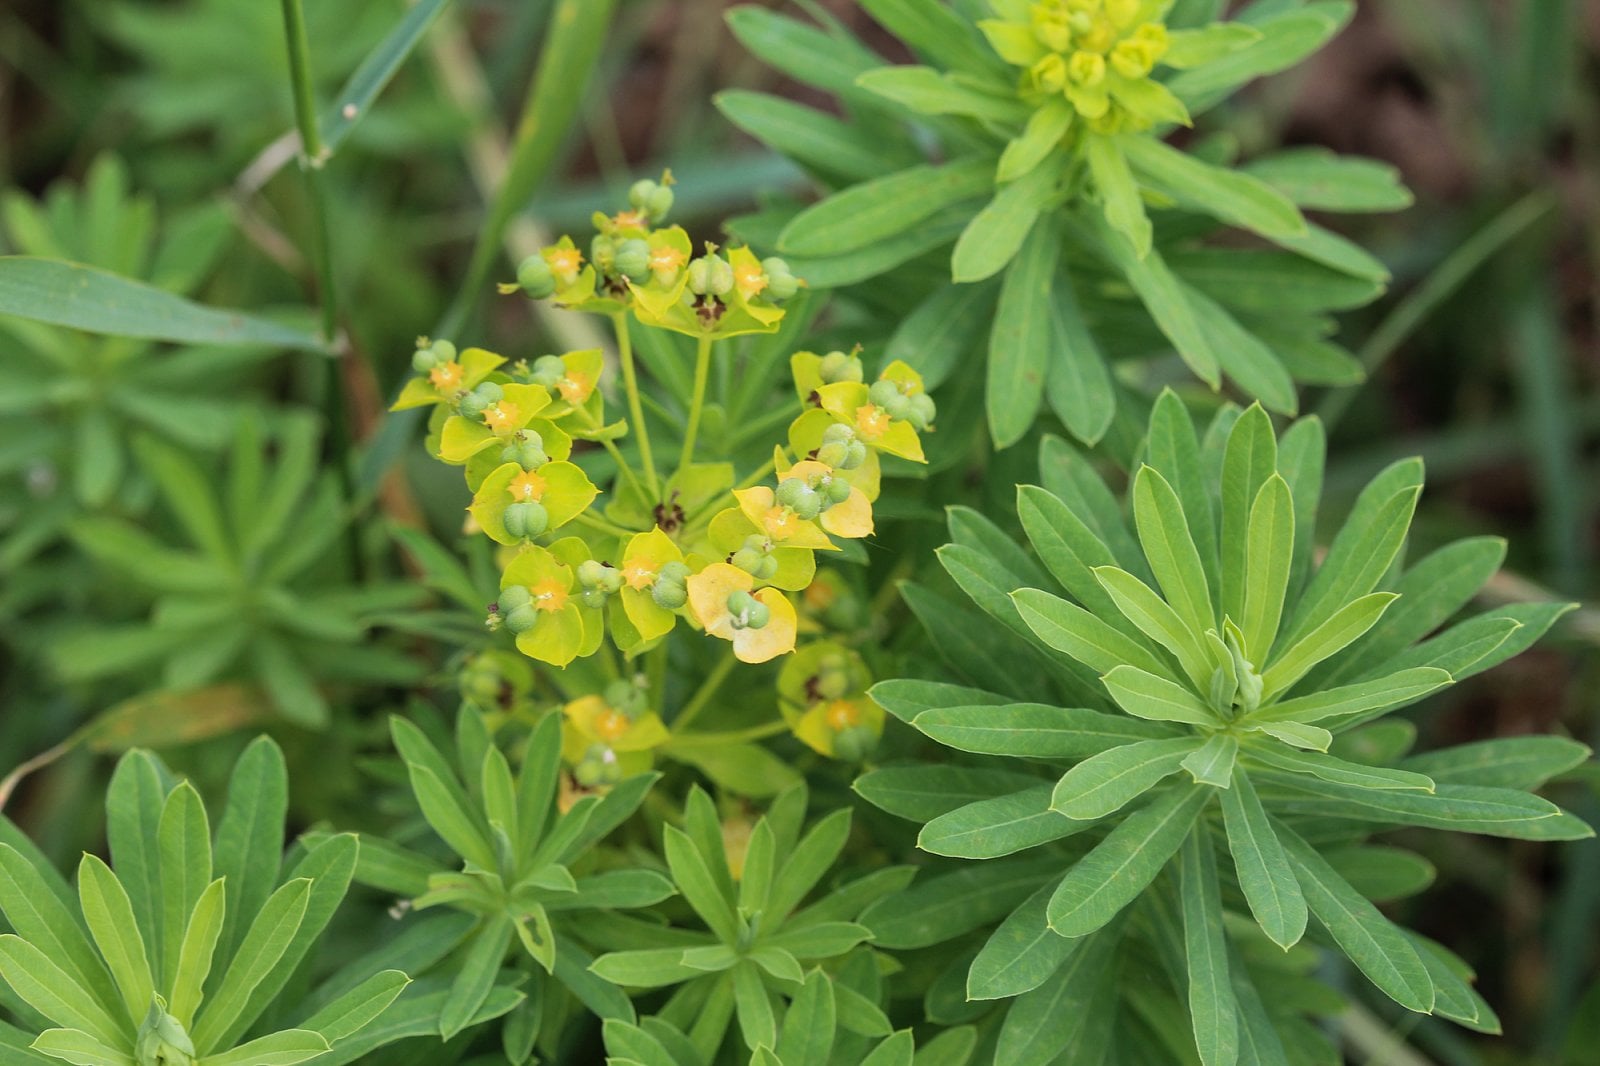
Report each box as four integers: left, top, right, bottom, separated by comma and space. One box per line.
0, 1, 1596, 1062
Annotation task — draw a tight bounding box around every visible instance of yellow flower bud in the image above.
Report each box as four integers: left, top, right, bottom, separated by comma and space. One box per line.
1104, 0, 1139, 29
1031, 53, 1068, 93
1079, 16, 1116, 53
1110, 39, 1155, 80
1069, 50, 1107, 88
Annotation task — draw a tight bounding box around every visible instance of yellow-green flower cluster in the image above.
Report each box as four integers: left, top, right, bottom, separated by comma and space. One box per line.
982, 0, 1185, 134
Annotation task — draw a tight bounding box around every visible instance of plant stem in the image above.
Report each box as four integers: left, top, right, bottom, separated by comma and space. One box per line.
673, 653, 737, 732
614, 312, 660, 497
679, 334, 714, 474
571, 511, 636, 540
279, 0, 361, 576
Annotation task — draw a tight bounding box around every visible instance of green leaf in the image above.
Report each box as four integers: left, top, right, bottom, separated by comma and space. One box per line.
212, 737, 287, 961
715, 90, 892, 184
1132, 465, 1217, 639
663, 826, 738, 945
1219, 406, 1278, 626
77, 854, 154, 1022
1260, 775, 1593, 840
156, 783, 211, 995
1164, 22, 1263, 67
1401, 736, 1592, 790
995, 922, 1121, 1066
1097, 234, 1220, 386
0, 935, 125, 1048
956, 156, 1060, 285
1244, 148, 1413, 213
967, 881, 1079, 1001
1277, 826, 1434, 1013
1182, 734, 1240, 788
202, 1029, 330, 1066
1179, 830, 1238, 1066
779, 159, 992, 257
1167, 4, 1353, 112
1047, 784, 1212, 936
1051, 738, 1201, 820
440, 916, 514, 1039
1094, 567, 1215, 690
853, 765, 1042, 823
190, 878, 311, 1054
27, 1029, 134, 1066
855, 66, 1028, 124
1013, 589, 1175, 681
919, 787, 1078, 859
885, 280, 999, 390
1254, 667, 1453, 725
913, 700, 1179, 759
1015, 486, 1141, 637
104, 751, 170, 969
1244, 744, 1434, 791
870, 678, 1007, 724
1101, 665, 1219, 727
1261, 592, 1397, 699
168, 878, 225, 1029
601, 1019, 679, 1066
319, 0, 453, 155
732, 961, 776, 1051
668, 742, 802, 799
738, 822, 775, 919
982, 219, 1057, 448
726, 7, 885, 96
1086, 134, 1150, 257
1044, 267, 1116, 445
1239, 475, 1295, 664
862, 857, 1060, 950
1000, 100, 1075, 183
768, 809, 852, 921
1122, 135, 1305, 239
775, 969, 835, 1066
861, 1030, 915, 1066
1037, 438, 1147, 573
404, 762, 494, 872
589, 948, 704, 989
1325, 847, 1435, 903
0, 844, 120, 1023
1182, 286, 1300, 415
0, 257, 323, 350
1219, 770, 1306, 949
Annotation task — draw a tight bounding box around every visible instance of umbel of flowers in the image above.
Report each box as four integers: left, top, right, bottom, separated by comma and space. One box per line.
393, 177, 924, 779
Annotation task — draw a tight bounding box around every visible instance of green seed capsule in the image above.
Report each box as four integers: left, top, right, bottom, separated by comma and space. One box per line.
818, 351, 864, 384
646, 184, 674, 222
580, 588, 608, 609
577, 560, 607, 587
591, 235, 617, 274
458, 393, 488, 419
821, 422, 856, 445
652, 579, 687, 610
628, 179, 658, 209
431, 339, 457, 363
756, 555, 779, 581
822, 476, 853, 506
843, 440, 868, 469
531, 355, 565, 387
498, 585, 532, 611
504, 603, 539, 633
815, 663, 851, 700
883, 393, 913, 422
659, 561, 690, 584
707, 255, 734, 297
686, 258, 710, 295
762, 257, 798, 300
744, 600, 771, 629
731, 547, 763, 574
908, 392, 937, 429
412, 348, 439, 373
832, 724, 877, 762
816, 441, 849, 468
614, 238, 650, 279
476, 381, 503, 403
774, 477, 809, 510
517, 255, 556, 299
791, 491, 823, 522
868, 379, 901, 408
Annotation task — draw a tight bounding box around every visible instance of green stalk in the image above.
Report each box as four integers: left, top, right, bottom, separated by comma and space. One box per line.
673, 653, 737, 732
678, 334, 714, 474
614, 312, 660, 496
443, 0, 619, 335
279, 0, 360, 575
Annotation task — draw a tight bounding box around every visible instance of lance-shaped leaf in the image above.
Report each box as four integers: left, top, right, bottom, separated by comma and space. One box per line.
919, 787, 1078, 859
1219, 770, 1306, 949
1050, 737, 1201, 820
1101, 666, 1220, 727
1179, 830, 1239, 1066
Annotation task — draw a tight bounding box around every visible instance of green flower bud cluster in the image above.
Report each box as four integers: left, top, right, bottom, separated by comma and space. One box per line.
730, 534, 780, 582
456, 380, 505, 419
813, 653, 853, 700
818, 350, 865, 384
502, 499, 550, 540
497, 584, 540, 634
603, 676, 649, 719
411, 337, 457, 374
499, 429, 549, 470
515, 254, 556, 299
628, 178, 675, 223
816, 423, 868, 470
136, 1000, 196, 1066
573, 741, 622, 788
725, 589, 771, 631
831, 723, 878, 762
651, 560, 690, 610
577, 559, 624, 608
762, 256, 800, 301
613, 238, 652, 280
868, 378, 937, 430
527, 354, 566, 388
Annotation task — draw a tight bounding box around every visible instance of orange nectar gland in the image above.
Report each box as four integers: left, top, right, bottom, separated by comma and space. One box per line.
803, 581, 836, 612
594, 708, 632, 742
649, 243, 686, 278
509, 469, 547, 503
557, 370, 591, 404
430, 361, 464, 391
734, 259, 768, 299
531, 578, 568, 612
548, 247, 583, 285
762, 505, 803, 540
621, 558, 657, 591
825, 699, 861, 732
856, 404, 892, 441
483, 401, 521, 432
613, 209, 649, 229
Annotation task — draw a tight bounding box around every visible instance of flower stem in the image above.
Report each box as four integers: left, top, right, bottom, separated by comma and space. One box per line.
673, 652, 737, 732
571, 511, 636, 540
613, 313, 660, 497
678, 334, 714, 475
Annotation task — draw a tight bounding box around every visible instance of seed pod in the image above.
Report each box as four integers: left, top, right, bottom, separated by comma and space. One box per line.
843, 440, 869, 469
882, 392, 913, 422
580, 588, 607, 609
498, 585, 532, 612
818, 350, 863, 384
652, 579, 687, 610
502, 502, 529, 539
744, 599, 771, 629
590, 235, 617, 275
762, 257, 798, 300
726, 589, 759, 627
821, 422, 857, 445
731, 547, 763, 574
908, 392, 937, 430
522, 501, 550, 537
774, 477, 810, 510
517, 255, 556, 299
476, 381, 504, 403
614, 238, 651, 279
458, 393, 489, 419
597, 567, 623, 594
411, 347, 439, 373
659, 561, 690, 584
431, 339, 458, 363
867, 379, 901, 409
628, 179, 658, 210
791, 491, 823, 522
504, 603, 539, 634
646, 184, 674, 222
756, 555, 779, 581
577, 559, 608, 587
686, 258, 711, 295
531, 355, 566, 387
707, 254, 734, 297
822, 476, 853, 506
815, 659, 851, 700
832, 724, 878, 762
